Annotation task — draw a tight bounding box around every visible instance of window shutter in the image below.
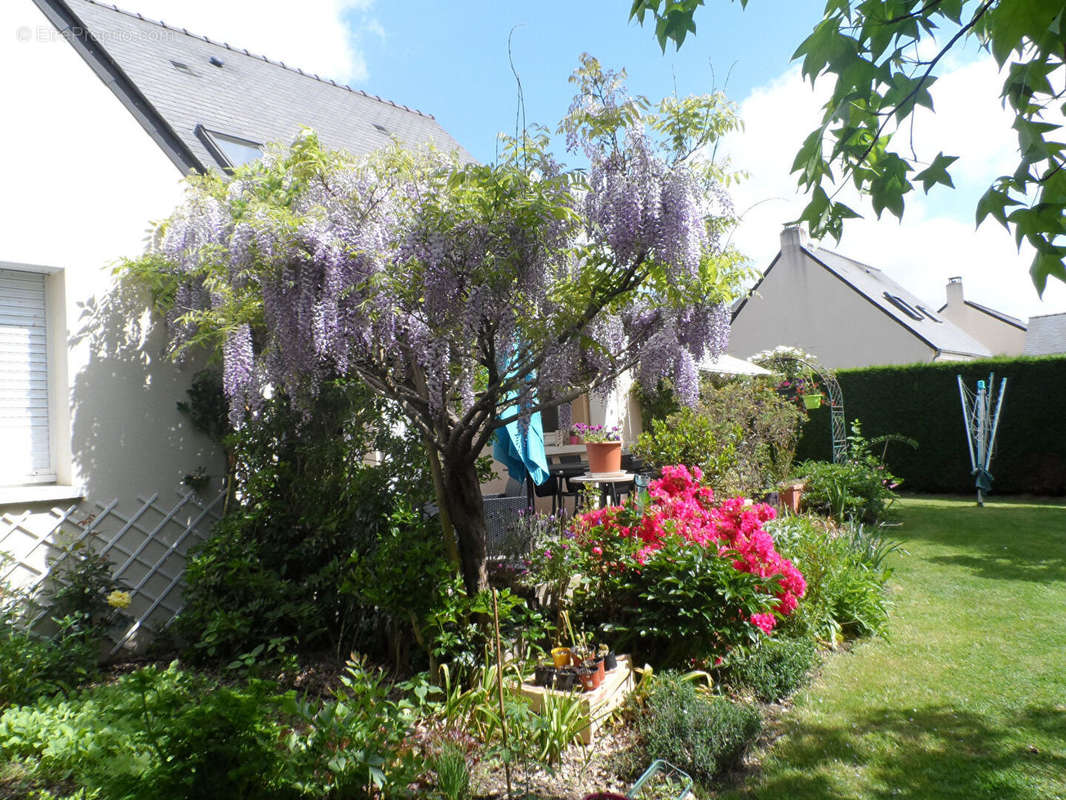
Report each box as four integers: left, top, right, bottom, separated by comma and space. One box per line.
0, 268, 53, 484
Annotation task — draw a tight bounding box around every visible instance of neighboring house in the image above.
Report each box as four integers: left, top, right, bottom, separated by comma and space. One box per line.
938, 276, 1027, 355
1023, 312, 1066, 356
730, 227, 994, 369
0, 0, 466, 597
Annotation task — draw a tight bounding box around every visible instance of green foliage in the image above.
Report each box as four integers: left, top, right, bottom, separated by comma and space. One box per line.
630, 0, 1066, 294
797, 421, 910, 524
0, 618, 97, 709
797, 356, 1066, 495
770, 515, 898, 643
716, 635, 818, 702
0, 658, 436, 800
0, 663, 290, 800
284, 655, 433, 797
176, 382, 435, 664
633, 406, 737, 487
47, 544, 123, 637
0, 544, 124, 708
635, 672, 761, 786
574, 534, 778, 667
430, 742, 471, 800
700, 378, 807, 495
422, 579, 546, 681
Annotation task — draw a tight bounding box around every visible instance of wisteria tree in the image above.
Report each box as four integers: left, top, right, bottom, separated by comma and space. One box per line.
126, 56, 745, 594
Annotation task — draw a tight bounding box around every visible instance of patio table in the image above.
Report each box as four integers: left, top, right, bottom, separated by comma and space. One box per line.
569, 471, 635, 507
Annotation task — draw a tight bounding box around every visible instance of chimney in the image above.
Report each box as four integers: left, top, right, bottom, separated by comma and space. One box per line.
780, 225, 809, 253
946, 276, 964, 308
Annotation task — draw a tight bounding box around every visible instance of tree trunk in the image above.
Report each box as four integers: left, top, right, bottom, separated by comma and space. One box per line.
440, 455, 489, 595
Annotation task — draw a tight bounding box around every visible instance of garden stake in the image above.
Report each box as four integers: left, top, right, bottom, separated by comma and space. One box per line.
492, 588, 512, 798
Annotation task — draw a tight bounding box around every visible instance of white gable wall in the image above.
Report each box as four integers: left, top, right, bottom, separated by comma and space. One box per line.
940, 281, 1026, 355
0, 0, 223, 512
731, 231, 934, 368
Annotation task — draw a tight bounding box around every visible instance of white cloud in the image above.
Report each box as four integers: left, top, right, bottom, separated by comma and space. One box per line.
117, 0, 380, 83
724, 61, 1066, 321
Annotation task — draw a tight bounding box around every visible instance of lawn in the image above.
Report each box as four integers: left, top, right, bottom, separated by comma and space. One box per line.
723, 495, 1066, 800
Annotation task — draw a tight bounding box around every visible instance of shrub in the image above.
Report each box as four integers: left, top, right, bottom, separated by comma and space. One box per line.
0, 619, 97, 708
567, 466, 806, 666
176, 382, 435, 664
797, 422, 910, 524
716, 636, 818, 702
769, 515, 898, 643
633, 407, 737, 487
636, 673, 761, 786
699, 379, 807, 496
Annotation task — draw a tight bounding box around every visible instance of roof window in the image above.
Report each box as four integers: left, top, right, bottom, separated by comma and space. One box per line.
372, 123, 389, 134
196, 125, 262, 170
170, 60, 198, 76
883, 292, 924, 321
917, 305, 943, 323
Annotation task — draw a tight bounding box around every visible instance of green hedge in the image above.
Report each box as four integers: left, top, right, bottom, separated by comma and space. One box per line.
796, 356, 1066, 495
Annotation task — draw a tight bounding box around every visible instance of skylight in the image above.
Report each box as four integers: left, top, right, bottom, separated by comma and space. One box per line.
917, 305, 943, 323
196, 125, 262, 170
883, 292, 924, 321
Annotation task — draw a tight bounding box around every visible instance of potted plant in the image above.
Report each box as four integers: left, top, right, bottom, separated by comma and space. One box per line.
597, 643, 617, 671
555, 668, 578, 691
534, 663, 558, 687
569, 424, 583, 445
779, 480, 805, 513
551, 646, 572, 668
574, 423, 623, 473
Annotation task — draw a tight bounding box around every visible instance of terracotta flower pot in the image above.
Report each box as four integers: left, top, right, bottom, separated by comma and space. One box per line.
577, 668, 596, 692
585, 441, 622, 473
780, 482, 804, 514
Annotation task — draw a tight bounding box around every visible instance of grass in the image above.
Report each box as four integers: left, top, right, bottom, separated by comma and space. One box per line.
722, 495, 1066, 800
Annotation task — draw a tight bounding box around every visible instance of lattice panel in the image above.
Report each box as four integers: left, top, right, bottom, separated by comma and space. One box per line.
0, 490, 224, 656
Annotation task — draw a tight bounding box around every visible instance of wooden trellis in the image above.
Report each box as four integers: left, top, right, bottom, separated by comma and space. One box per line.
0, 490, 224, 656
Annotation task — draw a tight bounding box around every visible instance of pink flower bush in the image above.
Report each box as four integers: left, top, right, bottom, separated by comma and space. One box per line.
573, 464, 805, 635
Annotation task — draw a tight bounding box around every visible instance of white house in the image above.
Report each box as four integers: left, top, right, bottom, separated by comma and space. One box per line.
938, 276, 1027, 356
730, 227, 1000, 369
0, 0, 466, 604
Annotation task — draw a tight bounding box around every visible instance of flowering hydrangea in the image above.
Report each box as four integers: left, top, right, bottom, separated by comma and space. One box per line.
572, 464, 805, 634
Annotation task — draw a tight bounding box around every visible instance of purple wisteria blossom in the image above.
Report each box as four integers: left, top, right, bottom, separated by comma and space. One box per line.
135, 56, 741, 594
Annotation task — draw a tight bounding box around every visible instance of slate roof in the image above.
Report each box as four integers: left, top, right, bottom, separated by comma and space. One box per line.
804, 246, 993, 358
36, 0, 469, 174
1023, 312, 1066, 356
936, 298, 1027, 331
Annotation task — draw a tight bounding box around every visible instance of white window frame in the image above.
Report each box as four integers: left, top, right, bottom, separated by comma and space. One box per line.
0, 261, 69, 491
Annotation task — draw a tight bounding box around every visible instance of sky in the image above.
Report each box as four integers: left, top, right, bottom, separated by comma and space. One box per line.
53, 0, 1066, 321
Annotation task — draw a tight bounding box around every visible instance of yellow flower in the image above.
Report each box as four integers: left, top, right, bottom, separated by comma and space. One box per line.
106, 590, 132, 609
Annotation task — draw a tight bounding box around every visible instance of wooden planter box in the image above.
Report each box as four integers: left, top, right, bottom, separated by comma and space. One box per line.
521, 655, 634, 744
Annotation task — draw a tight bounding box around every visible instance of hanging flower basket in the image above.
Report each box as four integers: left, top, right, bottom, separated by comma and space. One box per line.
802, 394, 822, 410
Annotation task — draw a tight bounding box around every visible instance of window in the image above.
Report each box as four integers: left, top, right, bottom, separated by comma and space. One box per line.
883, 292, 924, 321
0, 267, 53, 485
196, 125, 263, 170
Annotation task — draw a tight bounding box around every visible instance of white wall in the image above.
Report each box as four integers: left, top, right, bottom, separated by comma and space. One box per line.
0, 1, 223, 515
940, 283, 1026, 355
731, 232, 933, 369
